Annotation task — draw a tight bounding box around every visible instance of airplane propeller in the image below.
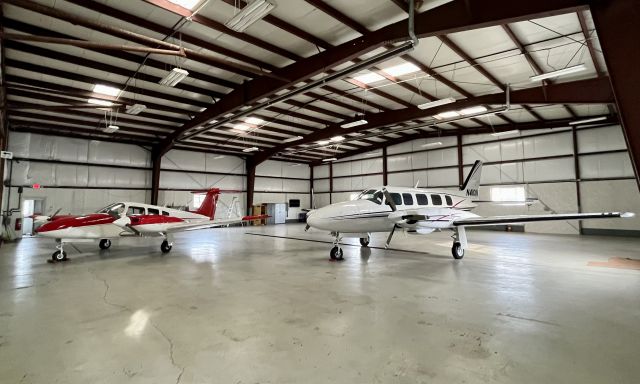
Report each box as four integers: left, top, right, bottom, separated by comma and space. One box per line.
48, 208, 62, 221
382, 188, 396, 211
386, 224, 398, 249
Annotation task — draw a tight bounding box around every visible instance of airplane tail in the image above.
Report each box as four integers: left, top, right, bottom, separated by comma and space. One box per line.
193, 188, 221, 219
460, 160, 483, 200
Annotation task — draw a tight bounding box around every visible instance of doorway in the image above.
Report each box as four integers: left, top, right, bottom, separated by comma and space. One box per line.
22, 199, 44, 236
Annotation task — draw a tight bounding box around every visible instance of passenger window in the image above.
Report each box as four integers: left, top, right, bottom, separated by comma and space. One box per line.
402, 193, 414, 205
431, 194, 442, 206
416, 194, 429, 205
445, 195, 453, 206
148, 208, 160, 215
127, 206, 145, 216
162, 211, 170, 216
387, 193, 402, 206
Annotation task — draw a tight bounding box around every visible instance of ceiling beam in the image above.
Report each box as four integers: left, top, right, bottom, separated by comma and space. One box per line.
310, 115, 620, 164
590, 0, 640, 189
159, 0, 591, 155
4, 18, 238, 90
256, 77, 614, 162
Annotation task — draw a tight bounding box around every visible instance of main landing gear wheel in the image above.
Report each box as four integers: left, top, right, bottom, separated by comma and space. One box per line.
161, 240, 172, 253
330, 246, 344, 261
359, 237, 370, 247
451, 242, 464, 260
99, 239, 111, 250
51, 250, 68, 262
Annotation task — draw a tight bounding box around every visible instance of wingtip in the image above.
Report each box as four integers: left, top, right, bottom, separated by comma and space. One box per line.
621, 212, 636, 218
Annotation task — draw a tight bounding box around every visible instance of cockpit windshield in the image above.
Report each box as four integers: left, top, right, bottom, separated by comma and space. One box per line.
355, 189, 383, 205
96, 203, 125, 216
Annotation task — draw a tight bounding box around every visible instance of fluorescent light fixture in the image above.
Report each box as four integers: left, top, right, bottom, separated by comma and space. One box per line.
341, 119, 368, 128
435, 111, 460, 119
530, 64, 587, 82
93, 84, 120, 97
352, 72, 385, 84
460, 106, 488, 115
224, 0, 276, 32
233, 124, 250, 131
569, 116, 608, 125
125, 103, 147, 115
88, 98, 113, 106
383, 62, 420, 77
213, 155, 225, 160
421, 141, 443, 148
103, 125, 119, 133
208, 119, 218, 124
159, 68, 189, 87
317, 140, 330, 145
330, 136, 345, 142
242, 146, 259, 152
167, 0, 202, 9
245, 116, 265, 125
491, 129, 520, 137
417, 97, 456, 110
322, 157, 337, 162
283, 136, 303, 143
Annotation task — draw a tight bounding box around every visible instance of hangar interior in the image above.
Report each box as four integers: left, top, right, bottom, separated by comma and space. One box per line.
0, 0, 639, 383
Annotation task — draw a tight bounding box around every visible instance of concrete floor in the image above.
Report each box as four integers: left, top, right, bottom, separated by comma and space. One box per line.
0, 224, 639, 384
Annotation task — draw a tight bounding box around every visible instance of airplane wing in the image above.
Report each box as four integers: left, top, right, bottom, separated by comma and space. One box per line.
453, 212, 634, 226
165, 215, 269, 233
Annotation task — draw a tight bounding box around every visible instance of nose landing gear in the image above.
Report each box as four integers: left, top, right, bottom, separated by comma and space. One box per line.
359, 235, 370, 247
330, 232, 344, 261
99, 239, 111, 250
51, 240, 68, 262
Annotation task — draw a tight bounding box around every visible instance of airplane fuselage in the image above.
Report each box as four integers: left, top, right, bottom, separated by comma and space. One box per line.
306, 187, 479, 235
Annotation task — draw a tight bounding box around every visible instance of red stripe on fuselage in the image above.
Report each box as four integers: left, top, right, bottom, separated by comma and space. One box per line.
128, 215, 184, 226
36, 213, 116, 233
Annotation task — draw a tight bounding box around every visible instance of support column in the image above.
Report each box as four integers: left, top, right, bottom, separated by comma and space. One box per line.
457, 134, 464, 187
150, 147, 161, 205
572, 126, 583, 234
590, 0, 640, 190
309, 165, 314, 209
382, 146, 388, 186
329, 162, 333, 204
246, 157, 256, 216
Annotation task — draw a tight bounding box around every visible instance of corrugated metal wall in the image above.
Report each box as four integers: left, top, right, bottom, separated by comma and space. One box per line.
255, 160, 310, 220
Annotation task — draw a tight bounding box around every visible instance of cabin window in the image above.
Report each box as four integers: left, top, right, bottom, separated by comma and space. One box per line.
387, 192, 402, 206
148, 208, 160, 215
416, 194, 429, 205
431, 194, 442, 205
402, 193, 414, 205
162, 211, 170, 216
127, 206, 145, 216
445, 195, 453, 206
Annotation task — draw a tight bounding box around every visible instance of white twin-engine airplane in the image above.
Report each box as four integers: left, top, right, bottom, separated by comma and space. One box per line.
306, 160, 634, 260
36, 188, 267, 262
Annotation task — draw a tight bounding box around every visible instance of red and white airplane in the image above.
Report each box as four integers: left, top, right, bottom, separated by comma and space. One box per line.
36, 188, 266, 262
306, 161, 635, 260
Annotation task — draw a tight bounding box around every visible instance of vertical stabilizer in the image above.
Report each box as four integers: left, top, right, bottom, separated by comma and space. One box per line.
460, 160, 483, 200
194, 188, 221, 219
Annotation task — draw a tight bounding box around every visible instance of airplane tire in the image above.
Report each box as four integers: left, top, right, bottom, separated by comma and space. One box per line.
99, 239, 111, 250
330, 246, 344, 261
52, 250, 68, 262
451, 242, 464, 260
161, 240, 172, 254
359, 237, 370, 247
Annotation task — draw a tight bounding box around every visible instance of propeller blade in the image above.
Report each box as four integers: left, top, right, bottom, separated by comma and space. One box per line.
382, 189, 396, 212
48, 208, 62, 221
304, 224, 310, 232
385, 224, 397, 249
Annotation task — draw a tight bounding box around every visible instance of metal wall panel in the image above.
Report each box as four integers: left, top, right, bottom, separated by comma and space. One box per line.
163, 150, 207, 171
387, 154, 412, 172
340, 149, 382, 161
205, 154, 245, 174
313, 179, 330, 193
313, 193, 331, 208
313, 165, 329, 178
579, 152, 634, 179
522, 132, 573, 158
256, 160, 283, 177
159, 171, 206, 190
580, 180, 640, 231
522, 158, 575, 182
577, 125, 627, 153
88, 141, 151, 167
205, 174, 245, 190
88, 167, 150, 188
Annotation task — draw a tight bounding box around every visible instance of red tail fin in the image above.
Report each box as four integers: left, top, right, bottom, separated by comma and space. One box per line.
194, 188, 220, 219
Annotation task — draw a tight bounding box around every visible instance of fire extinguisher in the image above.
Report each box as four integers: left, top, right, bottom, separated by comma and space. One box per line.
15, 218, 22, 231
